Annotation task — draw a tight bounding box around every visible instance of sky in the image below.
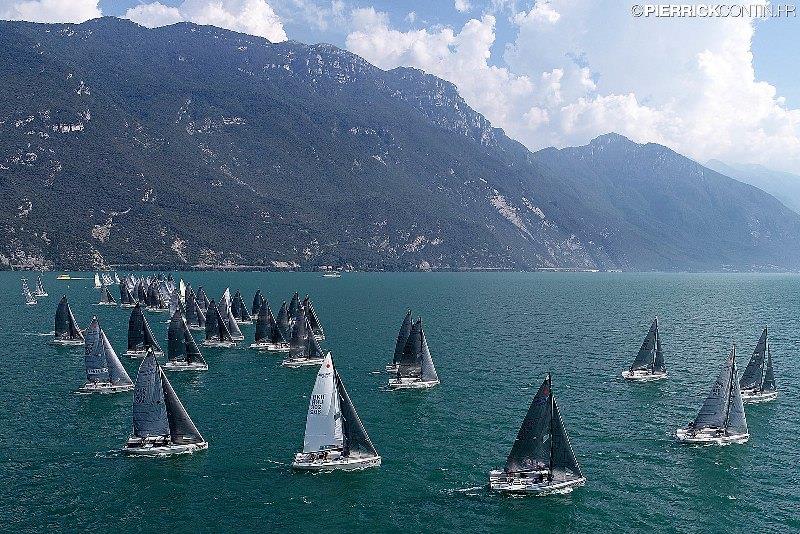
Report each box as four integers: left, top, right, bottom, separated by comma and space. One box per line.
2, 0, 800, 173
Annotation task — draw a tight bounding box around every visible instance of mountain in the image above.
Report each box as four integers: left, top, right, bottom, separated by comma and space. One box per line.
1, 18, 799, 272
706, 160, 800, 215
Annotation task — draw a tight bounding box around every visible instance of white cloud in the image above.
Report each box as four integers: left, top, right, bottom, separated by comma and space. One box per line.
454, 0, 471, 13
125, 0, 287, 42
0, 0, 100, 23
345, 2, 800, 173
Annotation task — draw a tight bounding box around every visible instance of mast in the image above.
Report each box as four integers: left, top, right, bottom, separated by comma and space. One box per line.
548, 373, 554, 474
723, 345, 736, 433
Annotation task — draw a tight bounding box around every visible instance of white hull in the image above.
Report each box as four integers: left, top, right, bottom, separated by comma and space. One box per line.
314, 334, 325, 342
25, 301, 37, 306
49, 338, 84, 347
125, 349, 164, 358
489, 470, 586, 494
202, 340, 236, 348
34, 292, 48, 297
249, 341, 290, 352
388, 377, 440, 389
281, 357, 324, 368
121, 303, 137, 309
741, 389, 778, 404
235, 319, 253, 325
163, 361, 208, 371
292, 453, 381, 471
621, 370, 667, 382
97, 302, 117, 306
146, 307, 170, 313
188, 325, 205, 332
123, 439, 208, 457
76, 382, 134, 394
385, 364, 398, 373
676, 427, 749, 445
231, 335, 245, 341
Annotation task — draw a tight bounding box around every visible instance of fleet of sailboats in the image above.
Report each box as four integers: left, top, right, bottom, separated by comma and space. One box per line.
739, 327, 777, 403
676, 345, 749, 445
292, 352, 381, 471
621, 317, 666, 381
78, 317, 133, 393
489, 374, 585, 494
388, 319, 439, 389
123, 350, 208, 456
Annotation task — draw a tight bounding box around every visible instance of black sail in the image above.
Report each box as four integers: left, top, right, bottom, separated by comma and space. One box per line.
185, 290, 198, 325
302, 295, 324, 338
168, 310, 187, 362
653, 321, 665, 373
141, 311, 162, 352
233, 290, 252, 321
289, 307, 309, 359
161, 368, 204, 444
252, 290, 263, 316
288, 292, 300, 318
276, 301, 290, 340
196, 287, 210, 311
393, 310, 413, 365
550, 396, 584, 481
740, 327, 767, 390
505, 378, 552, 473
266, 305, 286, 343
184, 326, 206, 365
119, 281, 135, 305
335, 370, 378, 458
693, 347, 736, 430
763, 347, 776, 391
254, 303, 269, 342
630, 318, 659, 372
100, 285, 116, 304
127, 303, 145, 350
397, 319, 423, 378
205, 300, 233, 342
55, 295, 83, 340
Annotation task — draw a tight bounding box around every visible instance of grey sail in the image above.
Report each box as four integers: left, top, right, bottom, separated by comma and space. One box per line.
252, 290, 263, 316
119, 281, 136, 305
136, 282, 147, 303
84, 317, 110, 383
127, 303, 145, 350
184, 326, 206, 365
288, 292, 300, 318
692, 347, 735, 430
335, 371, 378, 457
196, 287, 210, 311
55, 295, 83, 340
276, 301, 290, 339
740, 327, 767, 390
397, 320, 423, 378
419, 328, 439, 382
763, 347, 776, 391
266, 305, 286, 343
168, 310, 187, 362
630, 318, 659, 372
302, 296, 324, 338
132, 351, 170, 438
289, 308, 309, 359
393, 310, 413, 365
195, 304, 206, 329
141, 310, 162, 352
505, 378, 552, 473
725, 360, 748, 435
653, 321, 665, 373
549, 396, 583, 481
185, 290, 198, 325
102, 330, 132, 385
307, 326, 325, 359
100, 285, 116, 304
254, 304, 269, 342
161, 368, 204, 444
205, 300, 233, 342
232, 290, 252, 321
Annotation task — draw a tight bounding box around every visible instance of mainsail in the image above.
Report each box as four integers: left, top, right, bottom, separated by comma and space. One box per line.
54, 295, 83, 340
254, 302, 286, 344
763, 348, 776, 391
232, 290, 252, 322
392, 310, 413, 365
168, 310, 206, 365
127, 303, 162, 352
302, 295, 325, 338
302, 353, 343, 452
84, 317, 132, 386
252, 290, 263, 316
34, 275, 47, 296
629, 318, 664, 373
504, 375, 583, 481
692, 346, 748, 435
21, 278, 36, 304
276, 301, 291, 340
397, 320, 423, 378
220, 288, 243, 338
740, 327, 768, 391
288, 292, 300, 318
205, 300, 233, 342
99, 285, 116, 304
119, 281, 136, 305
132, 351, 170, 438
196, 286, 210, 311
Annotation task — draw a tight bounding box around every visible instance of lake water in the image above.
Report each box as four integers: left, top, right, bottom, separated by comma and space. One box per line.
2, 272, 798, 532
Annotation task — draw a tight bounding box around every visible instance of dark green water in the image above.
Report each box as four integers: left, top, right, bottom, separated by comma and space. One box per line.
2, 272, 798, 532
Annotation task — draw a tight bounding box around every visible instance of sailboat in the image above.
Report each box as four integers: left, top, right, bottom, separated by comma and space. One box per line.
386, 310, 412, 373
251, 290, 264, 316
94, 272, 102, 289
203, 300, 236, 348
231, 289, 253, 324
196, 286, 210, 312
388, 319, 439, 389
164, 310, 208, 371
98, 284, 117, 306
288, 292, 300, 319
302, 295, 325, 341
113, 272, 121, 284
185, 289, 206, 331
123, 349, 208, 456
621, 317, 666, 381
676, 345, 749, 445
276, 301, 291, 341
220, 288, 244, 340
250, 301, 289, 351
489, 374, 586, 494
125, 303, 164, 357
33, 274, 48, 297
282, 307, 325, 367
50, 295, 84, 346
739, 327, 778, 403
77, 317, 134, 393
119, 280, 137, 308
292, 352, 381, 471
21, 278, 37, 306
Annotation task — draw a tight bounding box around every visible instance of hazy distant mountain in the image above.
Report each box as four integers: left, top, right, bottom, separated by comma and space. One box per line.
706, 159, 800, 215
1, 17, 799, 271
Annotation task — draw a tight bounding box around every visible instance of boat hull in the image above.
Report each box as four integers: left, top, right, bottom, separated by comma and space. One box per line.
385, 364, 398, 373
125, 349, 164, 358
488, 470, 586, 495
387, 377, 440, 389
188, 325, 205, 332
281, 358, 324, 368
235, 319, 253, 325
313, 334, 325, 342
76, 382, 134, 394
49, 338, 84, 347
120, 304, 137, 309
621, 370, 667, 382
292, 453, 381, 471
34, 292, 48, 298
123, 439, 208, 457
249, 342, 290, 352
202, 340, 236, 348
741, 389, 778, 404
676, 427, 749, 445
163, 361, 208, 371
97, 302, 117, 306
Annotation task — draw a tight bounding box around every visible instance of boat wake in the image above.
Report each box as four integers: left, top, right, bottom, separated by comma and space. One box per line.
446, 485, 485, 496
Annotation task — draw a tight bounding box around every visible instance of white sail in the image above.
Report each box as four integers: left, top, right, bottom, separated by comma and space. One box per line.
94, 273, 101, 288
302, 353, 343, 453
179, 279, 186, 300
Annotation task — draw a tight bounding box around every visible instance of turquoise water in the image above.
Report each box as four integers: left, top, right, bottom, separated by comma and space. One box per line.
2, 272, 799, 532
